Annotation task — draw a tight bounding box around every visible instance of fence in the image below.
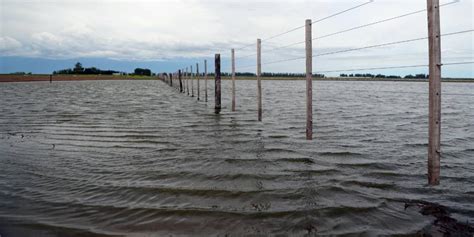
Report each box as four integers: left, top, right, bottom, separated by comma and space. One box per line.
159, 0, 473, 185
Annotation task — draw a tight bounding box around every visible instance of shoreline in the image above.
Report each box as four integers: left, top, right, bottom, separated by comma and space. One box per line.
1, 74, 473, 83
0, 74, 157, 83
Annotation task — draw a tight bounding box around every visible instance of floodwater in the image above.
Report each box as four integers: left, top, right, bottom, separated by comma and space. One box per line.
0, 80, 473, 236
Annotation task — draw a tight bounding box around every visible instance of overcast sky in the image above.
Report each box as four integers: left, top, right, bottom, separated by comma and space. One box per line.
1, 0, 473, 77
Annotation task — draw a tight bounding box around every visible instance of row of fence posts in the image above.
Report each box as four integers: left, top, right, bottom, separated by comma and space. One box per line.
159, 57, 221, 113
159, 0, 441, 185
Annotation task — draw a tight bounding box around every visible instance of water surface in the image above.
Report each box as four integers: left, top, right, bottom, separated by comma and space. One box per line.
0, 80, 473, 236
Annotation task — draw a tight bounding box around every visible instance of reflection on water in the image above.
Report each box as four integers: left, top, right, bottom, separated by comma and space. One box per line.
0, 80, 473, 236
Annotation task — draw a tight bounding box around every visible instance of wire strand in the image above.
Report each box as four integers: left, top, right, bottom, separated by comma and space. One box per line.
237, 29, 472, 69
235, 0, 374, 50
314, 0, 459, 41
314, 29, 473, 58
315, 64, 428, 74
315, 61, 473, 74
261, 1, 374, 43
260, 0, 460, 53
443, 61, 474, 66
312, 0, 374, 24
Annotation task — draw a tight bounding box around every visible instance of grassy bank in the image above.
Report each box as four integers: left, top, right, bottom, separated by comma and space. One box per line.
0, 74, 157, 83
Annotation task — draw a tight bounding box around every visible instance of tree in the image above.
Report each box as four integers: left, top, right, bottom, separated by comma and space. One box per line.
134, 68, 152, 76
74, 62, 84, 73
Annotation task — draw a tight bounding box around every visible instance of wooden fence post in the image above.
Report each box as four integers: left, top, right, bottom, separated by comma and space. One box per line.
170, 73, 173, 87
215, 54, 221, 113
182, 69, 185, 93
427, 0, 441, 185
306, 19, 313, 140
205, 60, 208, 102
186, 67, 189, 95
191, 65, 194, 97
257, 39, 262, 121
179, 70, 183, 93
232, 48, 236, 111
197, 63, 200, 100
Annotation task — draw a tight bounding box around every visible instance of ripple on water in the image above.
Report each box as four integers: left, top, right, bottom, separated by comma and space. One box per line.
0, 80, 473, 236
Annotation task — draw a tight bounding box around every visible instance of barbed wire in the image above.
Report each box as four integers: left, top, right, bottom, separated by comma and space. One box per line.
254, 0, 460, 55
314, 0, 458, 41
235, 0, 374, 51
235, 29, 472, 70
314, 29, 473, 57
314, 61, 473, 74
237, 61, 472, 73
443, 61, 474, 66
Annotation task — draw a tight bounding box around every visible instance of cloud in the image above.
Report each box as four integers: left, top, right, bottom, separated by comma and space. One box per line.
0, 37, 22, 53
0, 0, 472, 76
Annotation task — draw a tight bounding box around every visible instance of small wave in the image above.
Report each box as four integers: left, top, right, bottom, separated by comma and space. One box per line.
317, 151, 363, 157
341, 180, 396, 189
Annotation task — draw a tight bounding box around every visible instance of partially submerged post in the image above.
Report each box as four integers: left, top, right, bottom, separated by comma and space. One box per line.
169, 73, 173, 87
49, 75, 52, 83
231, 48, 236, 111
182, 69, 185, 93
306, 19, 313, 140
257, 39, 262, 121
186, 67, 190, 95
205, 60, 208, 102
427, 0, 441, 185
191, 65, 194, 97
179, 70, 183, 93
197, 63, 200, 100
215, 54, 221, 113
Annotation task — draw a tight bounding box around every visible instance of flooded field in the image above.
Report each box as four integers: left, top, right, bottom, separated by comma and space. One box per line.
0, 80, 473, 236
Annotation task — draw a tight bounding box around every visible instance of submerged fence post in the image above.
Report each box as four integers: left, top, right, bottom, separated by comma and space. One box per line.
170, 73, 173, 87
427, 0, 441, 185
182, 69, 185, 93
232, 48, 236, 111
186, 67, 189, 95
306, 19, 313, 140
205, 60, 208, 102
191, 65, 194, 97
257, 39, 262, 121
179, 70, 183, 93
197, 63, 200, 100
215, 54, 221, 113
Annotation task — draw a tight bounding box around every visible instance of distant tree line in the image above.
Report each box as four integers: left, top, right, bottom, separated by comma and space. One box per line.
339, 73, 429, 79
53, 62, 154, 76
9, 72, 32, 75
53, 62, 120, 75
404, 74, 429, 79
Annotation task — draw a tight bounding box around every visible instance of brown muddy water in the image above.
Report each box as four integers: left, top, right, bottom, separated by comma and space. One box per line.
0, 80, 473, 236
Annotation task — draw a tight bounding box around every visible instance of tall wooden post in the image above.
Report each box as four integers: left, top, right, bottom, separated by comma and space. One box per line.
305, 19, 313, 140
257, 39, 262, 121
215, 54, 221, 113
232, 48, 236, 111
182, 69, 185, 93
427, 0, 441, 185
191, 65, 194, 97
170, 73, 173, 87
205, 60, 208, 102
186, 67, 189, 95
179, 70, 183, 93
197, 63, 200, 100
